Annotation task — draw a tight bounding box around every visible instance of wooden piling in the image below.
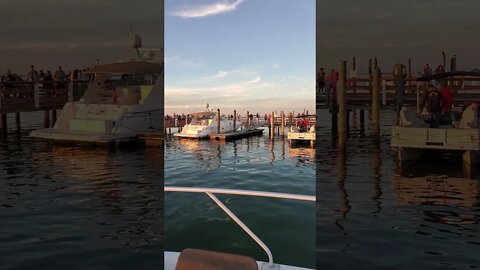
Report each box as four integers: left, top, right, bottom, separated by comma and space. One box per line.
374, 57, 378, 69
51, 110, 57, 127
44, 110, 50, 128
368, 58, 372, 77
372, 67, 381, 138
233, 109, 236, 131
338, 61, 347, 148
217, 109, 221, 134
15, 112, 20, 131
246, 111, 249, 127
281, 113, 285, 137
0, 113, 7, 134
270, 111, 275, 139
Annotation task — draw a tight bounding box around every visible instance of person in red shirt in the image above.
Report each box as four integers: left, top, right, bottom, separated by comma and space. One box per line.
438, 82, 452, 113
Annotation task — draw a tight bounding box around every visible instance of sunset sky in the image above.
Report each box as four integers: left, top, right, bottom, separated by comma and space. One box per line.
164, 0, 315, 115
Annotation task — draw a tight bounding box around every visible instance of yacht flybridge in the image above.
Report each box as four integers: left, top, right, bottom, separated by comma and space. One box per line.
30, 61, 164, 144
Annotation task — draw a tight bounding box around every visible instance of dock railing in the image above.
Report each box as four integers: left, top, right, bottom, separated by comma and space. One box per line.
165, 186, 315, 268
0, 80, 88, 112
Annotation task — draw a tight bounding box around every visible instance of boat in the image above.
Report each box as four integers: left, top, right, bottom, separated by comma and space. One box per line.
391, 71, 480, 177
30, 61, 163, 144
164, 186, 315, 270
287, 116, 315, 147
173, 107, 236, 139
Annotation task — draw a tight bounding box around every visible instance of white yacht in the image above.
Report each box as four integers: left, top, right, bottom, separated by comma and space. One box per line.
30, 61, 164, 144
174, 108, 236, 139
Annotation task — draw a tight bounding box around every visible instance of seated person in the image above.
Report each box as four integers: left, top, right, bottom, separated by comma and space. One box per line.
419, 84, 445, 127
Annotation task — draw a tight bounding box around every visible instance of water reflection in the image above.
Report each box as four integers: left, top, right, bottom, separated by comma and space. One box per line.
335, 148, 350, 229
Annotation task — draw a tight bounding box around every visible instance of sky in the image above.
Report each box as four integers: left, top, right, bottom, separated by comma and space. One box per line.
318, 0, 480, 75
0, 0, 163, 73
164, 0, 315, 115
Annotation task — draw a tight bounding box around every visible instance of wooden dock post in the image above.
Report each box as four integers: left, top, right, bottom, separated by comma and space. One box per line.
15, 112, 20, 131
51, 110, 57, 127
281, 113, 285, 137
394, 64, 405, 121
246, 111, 249, 127
372, 67, 381, 138
338, 61, 347, 149
368, 58, 372, 77
0, 113, 7, 134
233, 109, 236, 131
270, 111, 275, 139
217, 109, 221, 134
44, 110, 50, 128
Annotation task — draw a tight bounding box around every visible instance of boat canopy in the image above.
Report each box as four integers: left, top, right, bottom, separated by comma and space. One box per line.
417, 71, 480, 82
86, 61, 163, 74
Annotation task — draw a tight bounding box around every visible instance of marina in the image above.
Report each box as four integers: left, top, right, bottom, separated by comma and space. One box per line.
316, 109, 480, 270
164, 128, 315, 269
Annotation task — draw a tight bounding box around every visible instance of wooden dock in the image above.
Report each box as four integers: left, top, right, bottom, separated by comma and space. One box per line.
137, 131, 165, 146
209, 128, 263, 140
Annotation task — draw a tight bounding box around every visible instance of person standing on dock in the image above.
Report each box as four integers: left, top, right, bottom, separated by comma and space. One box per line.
330, 69, 338, 103
435, 64, 445, 74
27, 65, 38, 82
54, 66, 66, 88
317, 68, 325, 96
423, 63, 433, 76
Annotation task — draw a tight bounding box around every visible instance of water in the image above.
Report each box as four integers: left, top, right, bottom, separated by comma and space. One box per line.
317, 109, 480, 269
164, 128, 315, 268
0, 112, 163, 270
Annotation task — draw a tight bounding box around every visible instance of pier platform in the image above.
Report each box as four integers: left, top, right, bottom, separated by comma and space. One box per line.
209, 128, 263, 141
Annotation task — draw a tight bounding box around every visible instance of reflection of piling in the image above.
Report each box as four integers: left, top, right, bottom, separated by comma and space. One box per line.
233, 109, 236, 130
360, 109, 365, 136
216, 109, 221, 133
372, 67, 381, 138
338, 61, 347, 149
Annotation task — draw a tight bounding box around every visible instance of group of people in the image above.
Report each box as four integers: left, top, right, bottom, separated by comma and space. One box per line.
422, 63, 446, 77
316, 68, 339, 104
419, 80, 453, 127
1, 65, 90, 89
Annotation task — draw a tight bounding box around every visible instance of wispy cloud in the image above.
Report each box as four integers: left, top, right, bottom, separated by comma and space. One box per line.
165, 56, 206, 67
171, 0, 244, 18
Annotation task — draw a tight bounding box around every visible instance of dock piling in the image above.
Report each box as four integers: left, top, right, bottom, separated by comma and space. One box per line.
217, 109, 221, 134
270, 111, 274, 140
281, 113, 285, 137
233, 110, 236, 131
44, 110, 50, 128
372, 67, 381, 138
15, 112, 20, 131
338, 61, 347, 149
0, 113, 7, 134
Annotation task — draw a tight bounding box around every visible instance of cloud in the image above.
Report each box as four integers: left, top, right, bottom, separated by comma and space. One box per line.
171, 0, 244, 18
165, 56, 206, 67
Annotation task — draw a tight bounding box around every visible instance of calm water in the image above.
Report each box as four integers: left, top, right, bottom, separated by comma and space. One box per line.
317, 109, 480, 269
0, 112, 163, 270
164, 128, 315, 268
